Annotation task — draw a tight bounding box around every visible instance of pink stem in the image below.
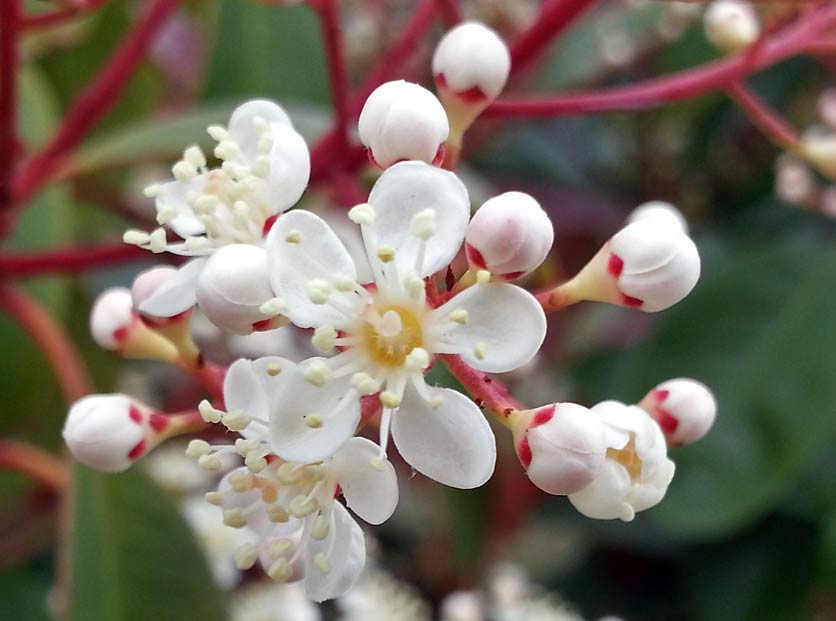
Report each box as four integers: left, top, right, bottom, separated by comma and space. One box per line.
441, 354, 524, 419
313, 0, 352, 157
0, 243, 150, 277
9, 0, 179, 229
0, 285, 93, 403
0, 440, 68, 492
0, 0, 22, 211
727, 81, 801, 149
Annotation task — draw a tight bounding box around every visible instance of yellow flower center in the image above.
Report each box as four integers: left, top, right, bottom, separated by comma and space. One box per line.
361, 306, 424, 368
606, 436, 642, 482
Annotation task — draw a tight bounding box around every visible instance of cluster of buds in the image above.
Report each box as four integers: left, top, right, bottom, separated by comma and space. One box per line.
64, 19, 715, 603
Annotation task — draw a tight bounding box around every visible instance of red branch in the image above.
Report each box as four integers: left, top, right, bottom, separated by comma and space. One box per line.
0, 285, 92, 403
485, 5, 836, 119
727, 81, 801, 148
0, 0, 22, 211
441, 354, 524, 419
433, 0, 462, 26
9, 0, 179, 229
0, 243, 149, 277
313, 0, 352, 157
0, 440, 68, 492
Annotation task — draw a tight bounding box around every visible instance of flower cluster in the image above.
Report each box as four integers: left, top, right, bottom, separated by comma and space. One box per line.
64, 20, 716, 602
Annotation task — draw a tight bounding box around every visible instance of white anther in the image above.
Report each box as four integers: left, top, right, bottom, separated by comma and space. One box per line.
305, 414, 324, 429
172, 160, 197, 182
194, 194, 219, 213
351, 372, 380, 396
123, 230, 151, 246
183, 145, 207, 168
229, 470, 253, 493
214, 140, 240, 161
474, 342, 488, 360
429, 395, 445, 409
204, 491, 224, 506
259, 297, 288, 316
369, 457, 386, 472
405, 347, 430, 372
285, 230, 303, 243
380, 391, 402, 409
245, 452, 267, 473
198, 400, 223, 424
312, 326, 338, 352
476, 270, 491, 284
234, 543, 258, 570
268, 505, 290, 523
313, 553, 331, 574
251, 156, 270, 177
222, 410, 251, 432
277, 462, 302, 484
377, 245, 396, 263
334, 275, 356, 292
269, 538, 295, 558
149, 228, 167, 253
266, 362, 283, 376
268, 558, 293, 582
234, 438, 257, 456
143, 184, 163, 198
184, 236, 211, 252
305, 279, 332, 304
406, 276, 425, 297
223, 508, 247, 528
289, 495, 317, 518
185, 439, 211, 458
207, 125, 229, 141
449, 309, 469, 324
312, 515, 330, 541
198, 453, 222, 471
410, 208, 437, 239
156, 206, 177, 225
304, 360, 333, 386
348, 203, 375, 225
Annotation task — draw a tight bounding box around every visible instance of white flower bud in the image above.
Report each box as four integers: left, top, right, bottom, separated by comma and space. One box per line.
196, 244, 287, 335
465, 192, 554, 280
639, 378, 717, 446
800, 127, 836, 179
568, 219, 700, 312
513, 403, 607, 496
626, 201, 688, 235
130, 265, 193, 326
568, 401, 675, 522
433, 22, 511, 102
90, 287, 136, 350
358, 80, 449, 169
63, 394, 156, 472
704, 0, 760, 53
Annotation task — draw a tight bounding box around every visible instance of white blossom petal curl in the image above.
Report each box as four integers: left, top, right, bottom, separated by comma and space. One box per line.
137, 257, 206, 318
331, 437, 398, 525
303, 502, 366, 602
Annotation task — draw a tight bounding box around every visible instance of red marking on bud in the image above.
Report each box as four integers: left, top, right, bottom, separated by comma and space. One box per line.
653, 389, 670, 403
435, 73, 489, 104
265, 454, 279, 464
148, 413, 169, 433
334, 484, 343, 498
620, 293, 644, 308
366, 147, 382, 170
656, 409, 680, 435
129, 406, 143, 425
432, 143, 446, 166
518, 437, 532, 468
113, 326, 129, 343
252, 318, 274, 332
128, 440, 146, 460
465, 243, 488, 270
499, 270, 526, 281
531, 405, 555, 428
140, 309, 192, 329
608, 253, 624, 278
262, 214, 279, 237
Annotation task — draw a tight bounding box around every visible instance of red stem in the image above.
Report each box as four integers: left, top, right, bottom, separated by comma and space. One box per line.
433, 0, 462, 26
313, 0, 352, 157
441, 354, 524, 419
9, 0, 179, 227
727, 81, 801, 149
0, 285, 93, 403
0, 243, 149, 277
485, 6, 836, 119
0, 0, 22, 212
0, 440, 68, 492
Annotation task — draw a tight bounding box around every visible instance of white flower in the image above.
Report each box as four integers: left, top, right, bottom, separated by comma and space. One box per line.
568, 401, 675, 521
800, 126, 836, 179
337, 568, 431, 621
63, 394, 170, 472
566, 219, 700, 312
638, 378, 717, 446
704, 0, 760, 53
196, 244, 288, 335
626, 200, 688, 235
511, 403, 607, 496
465, 192, 554, 280
358, 81, 449, 169
433, 22, 511, 102
124, 99, 310, 320
231, 582, 322, 621
264, 161, 546, 488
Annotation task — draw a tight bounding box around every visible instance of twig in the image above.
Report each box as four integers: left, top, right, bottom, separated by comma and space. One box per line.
313, 0, 353, 157
0, 0, 22, 211
0, 440, 69, 492
0, 243, 150, 277
727, 81, 801, 149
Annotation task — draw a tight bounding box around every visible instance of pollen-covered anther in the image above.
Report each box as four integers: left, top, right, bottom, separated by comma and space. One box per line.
198, 399, 223, 423
229, 469, 253, 492
289, 495, 318, 518
234, 438, 258, 456
223, 508, 248, 528
123, 230, 151, 246
410, 208, 437, 239
259, 297, 288, 316
185, 439, 211, 458
266, 362, 283, 376
312, 326, 338, 352
149, 228, 167, 253
268, 505, 290, 523
269, 538, 295, 558
377, 245, 396, 263
277, 462, 303, 484
348, 203, 375, 225
234, 543, 258, 570
198, 453, 222, 471
172, 160, 197, 182
305, 279, 332, 304
285, 229, 303, 244
313, 553, 331, 574
380, 391, 402, 409
351, 372, 380, 395
245, 452, 268, 473
304, 360, 333, 386
369, 457, 386, 472
312, 515, 330, 541
476, 270, 491, 284
222, 410, 252, 432
204, 491, 224, 506
267, 558, 293, 582
473, 342, 488, 360
404, 347, 430, 372
305, 414, 324, 429
183, 145, 207, 168
449, 309, 469, 324
206, 124, 229, 141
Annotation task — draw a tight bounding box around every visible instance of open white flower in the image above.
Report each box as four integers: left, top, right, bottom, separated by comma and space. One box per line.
568, 401, 675, 522
263, 161, 546, 488
123, 99, 310, 322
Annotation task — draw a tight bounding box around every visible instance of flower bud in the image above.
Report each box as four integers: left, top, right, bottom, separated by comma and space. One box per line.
800, 127, 836, 179
568, 401, 675, 522
511, 403, 607, 495
704, 0, 759, 53
566, 219, 700, 312
358, 80, 449, 169
196, 244, 288, 335
132, 265, 192, 326
63, 394, 169, 472
90, 287, 179, 361
465, 192, 554, 281
626, 201, 688, 235
639, 378, 717, 446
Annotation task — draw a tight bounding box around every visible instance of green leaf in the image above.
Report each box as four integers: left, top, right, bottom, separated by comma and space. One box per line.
0, 569, 52, 621
69, 465, 226, 621
573, 242, 836, 540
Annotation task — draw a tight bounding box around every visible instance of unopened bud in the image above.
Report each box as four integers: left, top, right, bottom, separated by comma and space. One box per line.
626, 201, 688, 235
465, 192, 554, 280
90, 288, 178, 361
63, 394, 157, 472
131, 265, 193, 328
800, 127, 836, 179
358, 80, 449, 169
512, 403, 607, 495
704, 0, 759, 53
639, 378, 717, 446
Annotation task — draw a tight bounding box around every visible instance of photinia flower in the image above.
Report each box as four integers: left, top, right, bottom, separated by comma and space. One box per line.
638, 378, 717, 446
568, 401, 675, 521
626, 200, 688, 235
123, 99, 310, 324
262, 161, 546, 488
704, 0, 760, 53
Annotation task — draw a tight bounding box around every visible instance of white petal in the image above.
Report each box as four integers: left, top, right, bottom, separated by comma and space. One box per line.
268, 123, 311, 213
304, 502, 366, 602
568, 460, 635, 521
224, 356, 295, 440
155, 178, 206, 239
391, 385, 495, 489
265, 210, 358, 329
365, 161, 469, 278
228, 99, 292, 161
268, 362, 360, 463
433, 282, 546, 373
331, 437, 398, 525
137, 258, 206, 317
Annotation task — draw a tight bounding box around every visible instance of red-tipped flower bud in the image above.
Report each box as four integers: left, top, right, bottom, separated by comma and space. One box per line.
90, 287, 178, 360
639, 378, 717, 446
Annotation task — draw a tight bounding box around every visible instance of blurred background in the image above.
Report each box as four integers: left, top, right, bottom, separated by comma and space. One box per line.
2, 1, 836, 620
